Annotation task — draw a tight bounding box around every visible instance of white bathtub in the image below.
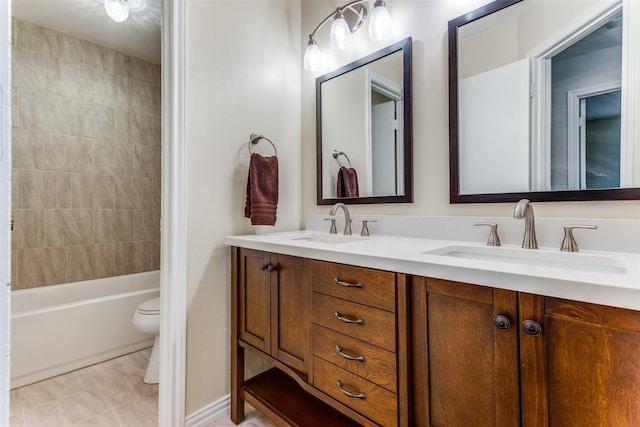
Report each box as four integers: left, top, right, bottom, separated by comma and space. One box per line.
10, 271, 160, 389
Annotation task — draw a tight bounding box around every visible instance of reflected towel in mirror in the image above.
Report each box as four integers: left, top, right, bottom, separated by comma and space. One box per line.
244, 153, 279, 225
337, 166, 359, 198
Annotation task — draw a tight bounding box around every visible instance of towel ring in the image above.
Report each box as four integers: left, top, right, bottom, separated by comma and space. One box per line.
332, 150, 352, 167
249, 133, 277, 156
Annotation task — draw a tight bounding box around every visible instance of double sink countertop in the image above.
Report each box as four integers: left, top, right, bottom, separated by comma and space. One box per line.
224, 230, 640, 311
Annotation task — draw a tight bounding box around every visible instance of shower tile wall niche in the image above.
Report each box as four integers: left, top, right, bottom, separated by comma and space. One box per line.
11, 18, 161, 289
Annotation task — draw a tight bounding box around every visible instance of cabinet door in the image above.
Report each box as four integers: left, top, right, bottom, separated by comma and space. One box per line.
271, 253, 309, 373
412, 278, 520, 427
520, 294, 640, 427
238, 248, 271, 353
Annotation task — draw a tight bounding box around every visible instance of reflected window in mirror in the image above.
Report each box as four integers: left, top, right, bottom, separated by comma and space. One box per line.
317, 37, 412, 205
449, 0, 640, 203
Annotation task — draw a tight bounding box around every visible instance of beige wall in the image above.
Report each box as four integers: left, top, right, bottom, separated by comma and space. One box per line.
301, 0, 640, 220
11, 18, 161, 290
184, 0, 301, 414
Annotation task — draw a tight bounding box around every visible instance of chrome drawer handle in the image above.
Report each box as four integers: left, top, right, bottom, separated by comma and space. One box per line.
336, 380, 366, 400
334, 277, 364, 289
334, 312, 364, 326
335, 345, 365, 363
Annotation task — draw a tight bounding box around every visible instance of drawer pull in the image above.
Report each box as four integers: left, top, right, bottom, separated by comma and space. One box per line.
334, 312, 364, 326
335, 345, 365, 363
336, 380, 366, 400
334, 277, 364, 289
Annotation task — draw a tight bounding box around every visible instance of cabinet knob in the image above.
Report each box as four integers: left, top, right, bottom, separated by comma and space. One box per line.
260, 263, 278, 272
334, 277, 364, 289
522, 319, 542, 336
335, 345, 365, 363
492, 314, 511, 331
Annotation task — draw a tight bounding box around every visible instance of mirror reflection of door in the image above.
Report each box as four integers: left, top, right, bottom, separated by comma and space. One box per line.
370, 77, 403, 196
568, 88, 621, 189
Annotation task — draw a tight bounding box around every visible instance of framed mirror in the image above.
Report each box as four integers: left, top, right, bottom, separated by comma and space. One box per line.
449, 0, 640, 203
316, 37, 412, 205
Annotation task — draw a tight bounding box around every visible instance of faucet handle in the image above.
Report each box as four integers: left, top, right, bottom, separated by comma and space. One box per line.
360, 219, 377, 237
474, 222, 501, 246
324, 217, 337, 234
560, 225, 597, 252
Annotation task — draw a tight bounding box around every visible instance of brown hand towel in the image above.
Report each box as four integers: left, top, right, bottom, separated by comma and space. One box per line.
244, 153, 279, 226
336, 166, 359, 198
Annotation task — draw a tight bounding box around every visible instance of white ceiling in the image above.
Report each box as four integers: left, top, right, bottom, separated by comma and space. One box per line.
12, 0, 162, 64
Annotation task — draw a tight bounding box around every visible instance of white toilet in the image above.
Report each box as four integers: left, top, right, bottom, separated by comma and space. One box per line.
132, 296, 160, 384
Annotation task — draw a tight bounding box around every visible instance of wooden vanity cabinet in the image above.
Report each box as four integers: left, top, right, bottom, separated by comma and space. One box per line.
411, 277, 640, 427
231, 248, 409, 426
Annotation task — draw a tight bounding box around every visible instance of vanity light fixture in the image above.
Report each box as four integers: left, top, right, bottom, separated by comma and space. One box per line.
304, 0, 392, 72
104, 0, 142, 23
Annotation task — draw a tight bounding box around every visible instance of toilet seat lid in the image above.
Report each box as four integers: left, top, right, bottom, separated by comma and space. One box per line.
138, 297, 160, 314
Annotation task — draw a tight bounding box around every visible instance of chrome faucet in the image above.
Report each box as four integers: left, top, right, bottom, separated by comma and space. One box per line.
514, 199, 538, 249
329, 203, 352, 235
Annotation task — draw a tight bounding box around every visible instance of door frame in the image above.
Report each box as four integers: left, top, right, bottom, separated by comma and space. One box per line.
159, 0, 187, 426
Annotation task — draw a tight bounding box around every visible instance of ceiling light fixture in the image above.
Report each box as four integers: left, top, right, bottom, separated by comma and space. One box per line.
104, 0, 142, 23
304, 0, 392, 72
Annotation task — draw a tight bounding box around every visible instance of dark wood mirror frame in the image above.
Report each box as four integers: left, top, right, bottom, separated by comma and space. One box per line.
449, 0, 640, 203
316, 37, 413, 205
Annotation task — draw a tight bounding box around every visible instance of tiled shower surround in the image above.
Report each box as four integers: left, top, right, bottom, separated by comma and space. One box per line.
11, 18, 161, 290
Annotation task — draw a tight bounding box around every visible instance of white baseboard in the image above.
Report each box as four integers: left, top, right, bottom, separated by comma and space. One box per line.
185, 394, 231, 427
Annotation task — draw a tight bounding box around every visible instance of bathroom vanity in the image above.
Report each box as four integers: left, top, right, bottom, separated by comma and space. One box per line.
226, 230, 640, 426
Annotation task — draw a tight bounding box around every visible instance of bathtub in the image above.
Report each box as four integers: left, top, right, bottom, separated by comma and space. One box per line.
10, 271, 160, 389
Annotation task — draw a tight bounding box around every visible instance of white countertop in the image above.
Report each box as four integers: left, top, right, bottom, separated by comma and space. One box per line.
224, 230, 640, 311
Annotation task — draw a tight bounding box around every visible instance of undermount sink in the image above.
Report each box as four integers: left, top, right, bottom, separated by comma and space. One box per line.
290, 233, 367, 245
424, 245, 627, 274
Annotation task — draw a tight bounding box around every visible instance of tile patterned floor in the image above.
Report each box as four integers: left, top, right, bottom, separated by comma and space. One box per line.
9, 348, 158, 427
9, 347, 277, 427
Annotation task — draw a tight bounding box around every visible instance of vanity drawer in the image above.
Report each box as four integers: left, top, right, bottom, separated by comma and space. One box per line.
313, 292, 396, 352
309, 260, 396, 312
313, 325, 397, 393
314, 357, 398, 427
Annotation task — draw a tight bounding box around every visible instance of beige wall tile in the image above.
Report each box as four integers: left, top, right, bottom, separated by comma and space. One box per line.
46, 57, 94, 100
12, 169, 20, 208
44, 209, 93, 247
114, 110, 153, 145
115, 241, 151, 275
93, 141, 132, 175
15, 19, 69, 59
18, 90, 72, 134
116, 176, 152, 209
151, 115, 161, 147
12, 209, 44, 249
69, 100, 115, 141
12, 87, 19, 127
151, 240, 160, 271
11, 249, 19, 289
71, 174, 116, 209
19, 170, 70, 209
134, 81, 160, 117
133, 146, 160, 178
114, 52, 153, 83
11, 17, 16, 45
69, 244, 115, 282
12, 128, 47, 170
12, 46, 46, 91
149, 64, 161, 87
132, 209, 160, 241
45, 134, 94, 173
68, 38, 115, 73
93, 70, 134, 111
152, 178, 161, 210
94, 209, 132, 243
17, 247, 69, 289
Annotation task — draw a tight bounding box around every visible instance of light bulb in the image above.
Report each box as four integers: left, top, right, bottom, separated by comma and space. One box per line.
369, 0, 392, 41
304, 38, 323, 72
330, 11, 351, 50
105, 0, 129, 23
